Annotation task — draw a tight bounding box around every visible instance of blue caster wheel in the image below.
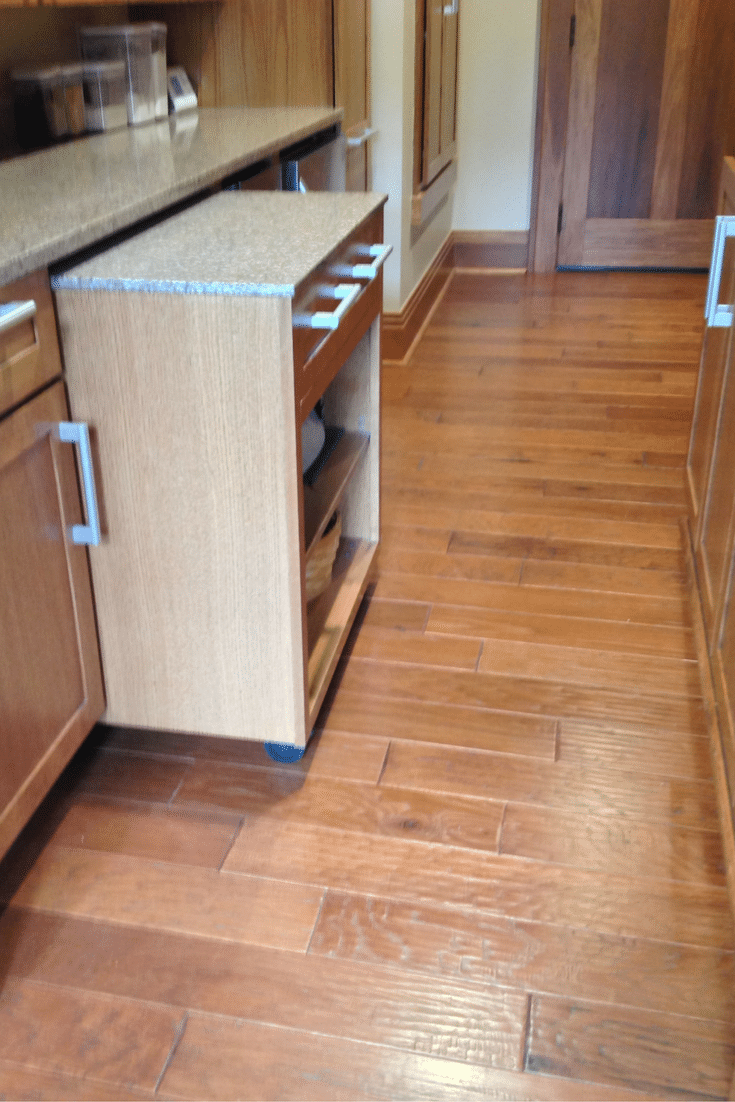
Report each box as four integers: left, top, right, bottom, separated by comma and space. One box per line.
264, 742, 306, 763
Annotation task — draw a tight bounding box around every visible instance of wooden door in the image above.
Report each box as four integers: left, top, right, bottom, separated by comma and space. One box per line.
0, 381, 104, 858
534, 0, 735, 269
334, 0, 371, 190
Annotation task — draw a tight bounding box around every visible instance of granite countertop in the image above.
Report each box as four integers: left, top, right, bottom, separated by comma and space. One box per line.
0, 106, 342, 286
53, 191, 387, 297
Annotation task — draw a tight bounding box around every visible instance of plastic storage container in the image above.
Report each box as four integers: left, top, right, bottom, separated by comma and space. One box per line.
59, 63, 86, 136
82, 60, 128, 132
12, 67, 69, 148
79, 23, 167, 126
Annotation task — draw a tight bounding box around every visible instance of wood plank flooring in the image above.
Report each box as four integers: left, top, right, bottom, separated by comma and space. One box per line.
2, 269, 734, 1100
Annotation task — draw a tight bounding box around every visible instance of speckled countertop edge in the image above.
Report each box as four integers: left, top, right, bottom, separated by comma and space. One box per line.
1, 106, 342, 286
51, 191, 388, 297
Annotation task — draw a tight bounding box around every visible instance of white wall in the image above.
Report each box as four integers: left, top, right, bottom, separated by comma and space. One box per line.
452, 0, 540, 232
371, 0, 540, 312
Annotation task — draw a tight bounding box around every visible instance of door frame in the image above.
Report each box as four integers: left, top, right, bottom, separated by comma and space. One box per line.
528, 0, 575, 273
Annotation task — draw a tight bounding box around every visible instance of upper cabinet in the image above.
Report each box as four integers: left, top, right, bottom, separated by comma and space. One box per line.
334, 0, 371, 190
413, 0, 459, 222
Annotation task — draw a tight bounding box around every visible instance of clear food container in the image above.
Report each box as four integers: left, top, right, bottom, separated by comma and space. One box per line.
79, 23, 167, 126
59, 63, 86, 136
82, 60, 128, 132
12, 67, 69, 148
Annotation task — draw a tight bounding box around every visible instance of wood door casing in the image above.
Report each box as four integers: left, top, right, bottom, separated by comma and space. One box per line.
531, 0, 735, 270
0, 380, 105, 859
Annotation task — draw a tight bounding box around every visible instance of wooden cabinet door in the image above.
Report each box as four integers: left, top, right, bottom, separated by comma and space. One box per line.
334, 0, 371, 190
688, 191, 735, 540
415, 0, 458, 191
0, 381, 104, 858
556, 0, 735, 268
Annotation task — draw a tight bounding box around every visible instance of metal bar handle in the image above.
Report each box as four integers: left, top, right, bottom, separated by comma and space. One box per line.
706, 215, 735, 327
0, 300, 36, 335
351, 243, 393, 280
346, 127, 378, 148
443, 0, 458, 14
57, 421, 101, 546
310, 283, 362, 330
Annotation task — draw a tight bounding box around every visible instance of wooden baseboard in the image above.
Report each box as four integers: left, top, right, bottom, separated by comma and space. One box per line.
451, 230, 529, 270
680, 517, 735, 922
381, 230, 530, 362
381, 237, 454, 362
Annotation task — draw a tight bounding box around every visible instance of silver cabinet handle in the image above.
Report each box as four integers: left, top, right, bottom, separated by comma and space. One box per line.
443, 0, 458, 14
309, 283, 362, 330
706, 215, 735, 327
351, 243, 393, 279
58, 421, 101, 546
0, 300, 36, 335
346, 127, 378, 148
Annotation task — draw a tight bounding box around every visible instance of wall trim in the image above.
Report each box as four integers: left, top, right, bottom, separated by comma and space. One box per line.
451, 230, 529, 270
381, 236, 454, 362
381, 230, 529, 362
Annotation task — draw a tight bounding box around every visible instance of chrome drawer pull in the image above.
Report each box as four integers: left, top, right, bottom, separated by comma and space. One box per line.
309, 283, 362, 330
0, 300, 36, 335
57, 421, 101, 546
705, 215, 735, 328
350, 243, 393, 279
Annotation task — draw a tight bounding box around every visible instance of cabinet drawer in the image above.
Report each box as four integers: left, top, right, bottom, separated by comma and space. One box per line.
0, 270, 62, 418
292, 208, 385, 421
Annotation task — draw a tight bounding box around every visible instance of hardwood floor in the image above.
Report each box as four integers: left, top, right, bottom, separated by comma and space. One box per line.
1, 269, 733, 1100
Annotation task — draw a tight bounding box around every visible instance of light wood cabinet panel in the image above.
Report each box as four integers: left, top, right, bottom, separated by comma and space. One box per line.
55, 200, 384, 754
334, 0, 371, 190
161, 0, 333, 110
0, 380, 104, 859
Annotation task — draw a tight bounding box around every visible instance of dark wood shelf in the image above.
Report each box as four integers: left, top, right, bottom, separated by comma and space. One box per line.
302, 429, 369, 558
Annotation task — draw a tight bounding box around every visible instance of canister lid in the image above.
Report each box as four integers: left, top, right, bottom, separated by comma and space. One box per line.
79, 23, 164, 37
11, 66, 64, 86
81, 59, 127, 76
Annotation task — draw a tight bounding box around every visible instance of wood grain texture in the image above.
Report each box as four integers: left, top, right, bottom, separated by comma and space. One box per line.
311, 891, 735, 1021
527, 994, 735, 1098
223, 817, 733, 948
1, 269, 727, 1099
0, 978, 182, 1092
11, 845, 323, 950
0, 381, 105, 860
0, 910, 530, 1077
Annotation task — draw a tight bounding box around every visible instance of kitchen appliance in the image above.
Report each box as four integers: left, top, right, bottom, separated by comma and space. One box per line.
281, 126, 346, 192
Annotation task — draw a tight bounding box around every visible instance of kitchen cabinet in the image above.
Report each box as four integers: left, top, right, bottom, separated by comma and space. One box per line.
54, 191, 386, 756
414, 0, 459, 195
334, 0, 371, 190
0, 270, 104, 859
686, 156, 735, 897
688, 158, 735, 640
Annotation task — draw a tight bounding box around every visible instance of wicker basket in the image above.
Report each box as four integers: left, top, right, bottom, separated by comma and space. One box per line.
305, 512, 341, 602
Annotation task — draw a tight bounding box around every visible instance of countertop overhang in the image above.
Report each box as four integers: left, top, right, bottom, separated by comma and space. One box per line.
53, 191, 387, 298
0, 106, 342, 286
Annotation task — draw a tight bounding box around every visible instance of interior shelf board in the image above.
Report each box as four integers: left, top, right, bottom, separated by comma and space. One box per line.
303, 429, 369, 557
306, 537, 377, 721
